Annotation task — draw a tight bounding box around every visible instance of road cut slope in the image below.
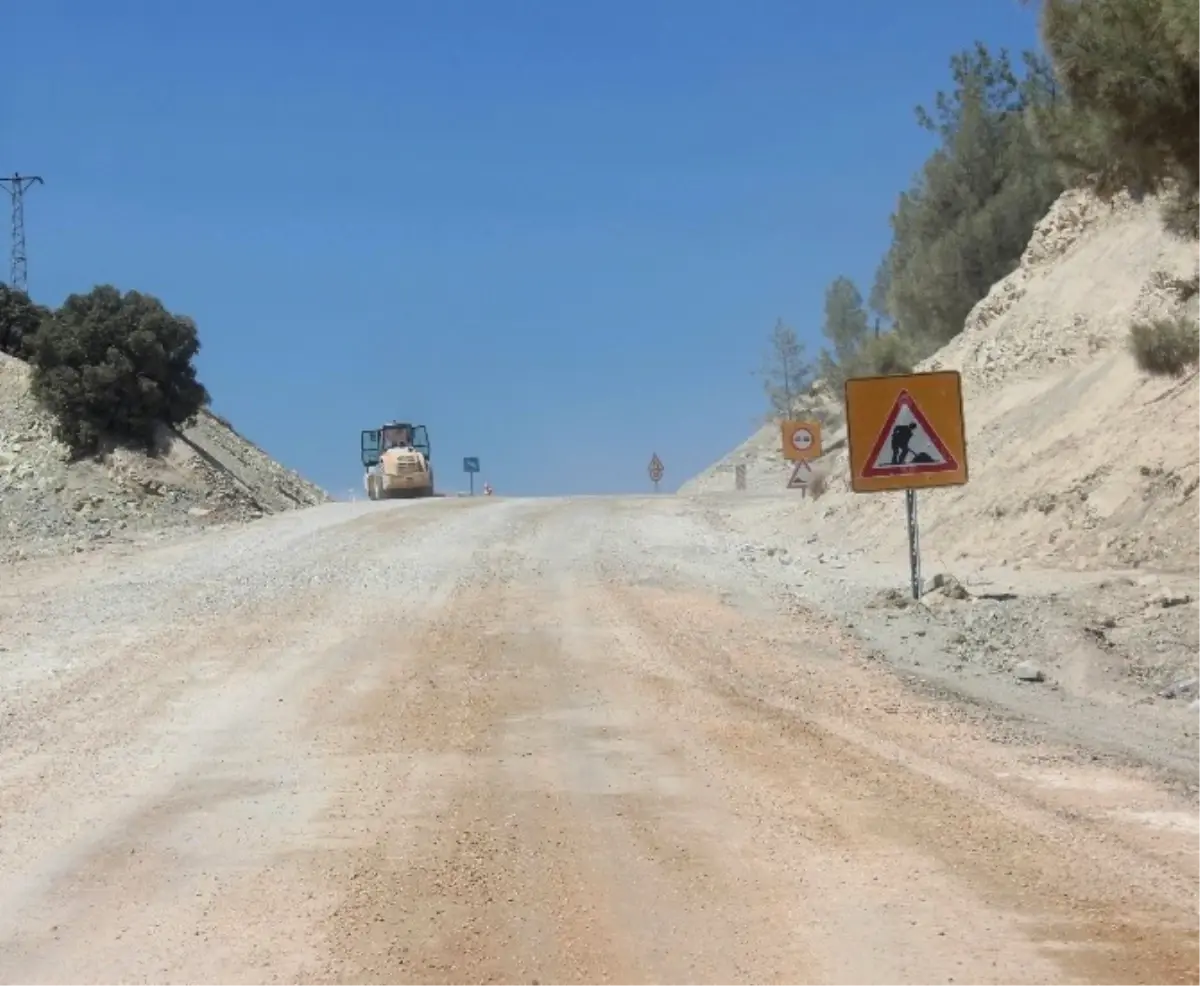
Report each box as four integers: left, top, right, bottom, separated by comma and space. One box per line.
0, 351, 331, 563
683, 189, 1199, 577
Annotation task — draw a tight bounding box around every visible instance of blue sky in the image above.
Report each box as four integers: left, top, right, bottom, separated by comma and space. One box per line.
7, 0, 1042, 497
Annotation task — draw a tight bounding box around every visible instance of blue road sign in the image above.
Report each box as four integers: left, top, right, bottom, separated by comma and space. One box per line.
463, 456, 480, 473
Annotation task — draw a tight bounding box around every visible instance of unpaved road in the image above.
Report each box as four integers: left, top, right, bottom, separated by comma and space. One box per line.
0, 496, 1196, 985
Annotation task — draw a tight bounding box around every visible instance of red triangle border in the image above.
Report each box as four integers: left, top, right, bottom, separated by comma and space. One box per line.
860, 390, 959, 478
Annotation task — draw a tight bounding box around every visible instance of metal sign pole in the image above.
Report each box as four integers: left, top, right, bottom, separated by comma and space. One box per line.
843, 371, 967, 603
906, 489, 921, 599
470, 473, 475, 496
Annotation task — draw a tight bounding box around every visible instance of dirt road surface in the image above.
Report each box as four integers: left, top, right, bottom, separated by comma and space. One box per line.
1, 496, 1196, 984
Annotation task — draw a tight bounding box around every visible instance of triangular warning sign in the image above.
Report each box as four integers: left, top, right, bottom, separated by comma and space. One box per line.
787, 459, 811, 489
861, 390, 959, 477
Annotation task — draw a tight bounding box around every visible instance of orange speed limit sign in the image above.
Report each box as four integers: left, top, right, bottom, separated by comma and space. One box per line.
781, 419, 822, 461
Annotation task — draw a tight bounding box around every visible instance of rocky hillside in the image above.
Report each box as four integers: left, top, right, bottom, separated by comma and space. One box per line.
0, 352, 331, 562
683, 189, 1199, 575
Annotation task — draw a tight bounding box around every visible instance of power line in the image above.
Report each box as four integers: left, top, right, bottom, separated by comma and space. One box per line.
0, 173, 44, 292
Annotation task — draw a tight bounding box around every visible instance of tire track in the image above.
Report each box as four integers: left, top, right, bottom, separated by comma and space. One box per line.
605, 581, 1199, 985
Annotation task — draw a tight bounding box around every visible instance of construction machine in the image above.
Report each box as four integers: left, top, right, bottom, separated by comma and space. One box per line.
361, 421, 435, 499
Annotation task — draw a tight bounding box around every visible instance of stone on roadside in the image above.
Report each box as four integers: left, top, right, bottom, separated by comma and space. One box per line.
925, 572, 971, 600
1014, 660, 1045, 682
1159, 677, 1199, 700
868, 588, 912, 609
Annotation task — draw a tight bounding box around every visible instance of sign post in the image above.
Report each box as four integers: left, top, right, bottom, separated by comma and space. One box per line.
462, 456, 480, 496
787, 458, 812, 494
648, 453, 664, 492
906, 489, 921, 599
781, 419, 822, 497
844, 370, 968, 600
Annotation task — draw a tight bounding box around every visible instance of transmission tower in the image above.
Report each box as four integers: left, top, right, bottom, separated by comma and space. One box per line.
0, 173, 44, 292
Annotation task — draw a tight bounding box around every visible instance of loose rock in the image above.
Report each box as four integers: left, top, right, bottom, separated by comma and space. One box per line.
1014, 661, 1045, 683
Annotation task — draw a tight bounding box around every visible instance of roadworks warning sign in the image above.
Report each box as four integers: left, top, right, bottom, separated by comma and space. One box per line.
844, 371, 968, 493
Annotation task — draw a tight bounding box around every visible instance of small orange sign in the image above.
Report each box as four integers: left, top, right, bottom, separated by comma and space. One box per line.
781, 419, 823, 462
844, 371, 968, 493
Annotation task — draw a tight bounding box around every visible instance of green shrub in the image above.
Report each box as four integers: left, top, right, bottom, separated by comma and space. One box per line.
850, 332, 923, 377
1127, 316, 1200, 377
1167, 271, 1199, 303
1160, 186, 1199, 240
0, 283, 51, 361
29, 285, 210, 457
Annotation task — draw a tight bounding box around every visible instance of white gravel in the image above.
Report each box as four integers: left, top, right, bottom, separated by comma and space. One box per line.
0, 493, 1195, 984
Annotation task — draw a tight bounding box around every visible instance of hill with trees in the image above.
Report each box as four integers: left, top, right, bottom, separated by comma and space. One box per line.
748, 0, 1196, 408
0, 282, 330, 563
691, 0, 1198, 577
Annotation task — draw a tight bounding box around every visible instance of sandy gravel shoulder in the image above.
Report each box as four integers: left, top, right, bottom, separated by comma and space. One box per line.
677, 492, 1200, 790
0, 495, 1195, 985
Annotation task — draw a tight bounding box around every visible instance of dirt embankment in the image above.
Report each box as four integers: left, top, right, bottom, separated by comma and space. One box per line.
682, 188, 1200, 734
0, 352, 331, 562
684, 188, 1199, 576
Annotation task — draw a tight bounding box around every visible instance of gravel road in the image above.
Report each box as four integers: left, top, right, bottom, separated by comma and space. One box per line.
1, 496, 1196, 984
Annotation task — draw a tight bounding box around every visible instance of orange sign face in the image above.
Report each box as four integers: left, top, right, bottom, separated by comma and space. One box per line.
844, 370, 968, 493
781, 419, 823, 461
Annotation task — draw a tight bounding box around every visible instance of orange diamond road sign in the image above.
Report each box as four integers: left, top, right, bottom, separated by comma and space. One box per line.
781, 419, 822, 461
648, 453, 664, 483
844, 370, 968, 493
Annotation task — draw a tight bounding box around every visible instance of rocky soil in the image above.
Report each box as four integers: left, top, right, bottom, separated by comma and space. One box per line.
0, 352, 331, 562
694, 494, 1199, 779
681, 188, 1200, 729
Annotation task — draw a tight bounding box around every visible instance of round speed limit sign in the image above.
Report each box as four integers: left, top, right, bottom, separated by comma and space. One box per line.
790, 426, 815, 453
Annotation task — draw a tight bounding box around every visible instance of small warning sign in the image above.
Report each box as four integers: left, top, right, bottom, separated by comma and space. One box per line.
787, 459, 811, 490
648, 453, 664, 484
862, 391, 958, 477
781, 419, 823, 462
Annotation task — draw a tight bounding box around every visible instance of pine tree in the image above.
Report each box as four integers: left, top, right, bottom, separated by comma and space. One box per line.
758, 318, 813, 421
820, 277, 871, 368
874, 43, 1064, 348
1026, 0, 1199, 236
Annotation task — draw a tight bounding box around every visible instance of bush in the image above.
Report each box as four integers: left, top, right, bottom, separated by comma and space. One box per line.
1127, 316, 1200, 376
850, 332, 922, 377
29, 285, 210, 457
0, 283, 51, 361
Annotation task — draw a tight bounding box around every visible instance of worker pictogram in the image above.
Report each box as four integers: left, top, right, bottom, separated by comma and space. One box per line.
844, 370, 968, 493
781, 419, 823, 462
787, 459, 811, 490
862, 391, 957, 477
